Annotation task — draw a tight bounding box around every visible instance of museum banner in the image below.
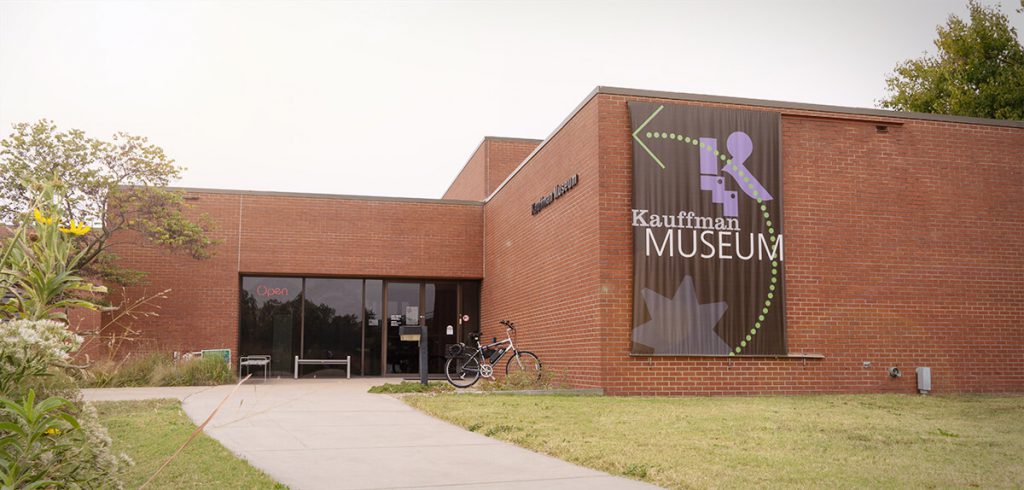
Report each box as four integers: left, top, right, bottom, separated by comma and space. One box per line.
629, 102, 785, 355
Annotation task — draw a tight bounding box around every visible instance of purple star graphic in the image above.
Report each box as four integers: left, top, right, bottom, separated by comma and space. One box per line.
632, 276, 730, 354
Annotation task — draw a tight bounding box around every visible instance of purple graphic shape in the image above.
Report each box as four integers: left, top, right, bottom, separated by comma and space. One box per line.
721, 131, 774, 202
701, 176, 726, 203
727, 132, 753, 163
724, 191, 738, 217
699, 138, 718, 175
632, 276, 730, 355
700, 172, 717, 191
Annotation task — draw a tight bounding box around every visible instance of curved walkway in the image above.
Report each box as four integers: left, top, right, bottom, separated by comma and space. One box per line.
84, 379, 659, 490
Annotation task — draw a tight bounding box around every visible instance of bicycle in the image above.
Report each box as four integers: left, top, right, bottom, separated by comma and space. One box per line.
444, 319, 541, 388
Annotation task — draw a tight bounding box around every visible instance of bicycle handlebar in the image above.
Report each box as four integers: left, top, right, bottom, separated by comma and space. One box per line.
499, 319, 516, 330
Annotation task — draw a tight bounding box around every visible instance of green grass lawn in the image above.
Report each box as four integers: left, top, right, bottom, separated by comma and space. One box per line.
406, 394, 1024, 489
95, 399, 285, 489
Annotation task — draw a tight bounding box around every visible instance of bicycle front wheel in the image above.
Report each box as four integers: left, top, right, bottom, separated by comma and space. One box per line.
505, 351, 542, 380
445, 353, 482, 388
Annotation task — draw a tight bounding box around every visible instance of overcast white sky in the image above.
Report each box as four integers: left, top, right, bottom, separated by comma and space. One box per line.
2, 0, 1022, 199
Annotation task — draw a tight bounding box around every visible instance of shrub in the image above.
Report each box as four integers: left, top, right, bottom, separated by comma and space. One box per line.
155, 356, 234, 386
21, 368, 80, 402
96, 353, 171, 388
83, 353, 234, 388
0, 319, 82, 398
0, 180, 128, 488
0, 390, 129, 489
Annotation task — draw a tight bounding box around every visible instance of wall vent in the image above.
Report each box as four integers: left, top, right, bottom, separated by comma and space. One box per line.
916, 367, 932, 394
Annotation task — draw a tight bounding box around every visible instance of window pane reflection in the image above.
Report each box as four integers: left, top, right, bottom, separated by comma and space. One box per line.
302, 278, 363, 377
364, 280, 383, 376
239, 277, 302, 375
425, 283, 458, 373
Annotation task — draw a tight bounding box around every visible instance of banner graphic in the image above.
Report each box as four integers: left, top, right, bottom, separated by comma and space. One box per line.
629, 102, 785, 356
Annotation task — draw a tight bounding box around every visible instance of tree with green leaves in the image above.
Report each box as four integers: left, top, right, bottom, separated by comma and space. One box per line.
1, 120, 218, 284
880, 0, 1024, 120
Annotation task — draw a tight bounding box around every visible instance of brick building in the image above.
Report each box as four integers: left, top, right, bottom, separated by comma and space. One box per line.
107, 87, 1024, 395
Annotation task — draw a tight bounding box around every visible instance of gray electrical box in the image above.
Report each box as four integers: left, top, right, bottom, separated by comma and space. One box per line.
916, 367, 932, 394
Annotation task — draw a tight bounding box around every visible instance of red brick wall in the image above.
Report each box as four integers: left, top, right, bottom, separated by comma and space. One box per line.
483, 138, 541, 196
443, 142, 487, 201
480, 102, 603, 388
107, 192, 242, 356
592, 93, 1024, 395
443, 138, 540, 201
110, 191, 483, 357
236, 194, 483, 277
68, 308, 103, 361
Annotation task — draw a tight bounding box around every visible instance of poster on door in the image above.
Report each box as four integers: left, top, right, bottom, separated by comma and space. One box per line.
629, 101, 786, 356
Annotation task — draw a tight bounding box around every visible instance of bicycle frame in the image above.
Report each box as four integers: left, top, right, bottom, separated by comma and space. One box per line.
479, 328, 519, 363
456, 327, 521, 375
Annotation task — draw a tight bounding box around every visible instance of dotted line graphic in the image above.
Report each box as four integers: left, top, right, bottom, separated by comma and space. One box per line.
643, 131, 778, 356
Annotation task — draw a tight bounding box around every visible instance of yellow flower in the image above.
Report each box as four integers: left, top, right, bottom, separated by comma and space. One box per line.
59, 220, 91, 236
45, 427, 61, 436
33, 208, 54, 225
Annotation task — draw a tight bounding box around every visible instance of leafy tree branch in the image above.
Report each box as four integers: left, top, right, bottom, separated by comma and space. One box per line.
1, 120, 219, 284
880, 0, 1024, 120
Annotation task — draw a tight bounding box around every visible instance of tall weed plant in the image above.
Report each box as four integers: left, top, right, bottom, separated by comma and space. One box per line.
159, 356, 234, 386
84, 353, 234, 388
0, 179, 127, 488
1, 180, 108, 321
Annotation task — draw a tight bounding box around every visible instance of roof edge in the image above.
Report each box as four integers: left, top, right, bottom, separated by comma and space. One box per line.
482, 136, 545, 143
484, 87, 603, 202
140, 186, 484, 206
440, 138, 488, 200
440, 136, 544, 199
483, 85, 1024, 203
596, 86, 1024, 129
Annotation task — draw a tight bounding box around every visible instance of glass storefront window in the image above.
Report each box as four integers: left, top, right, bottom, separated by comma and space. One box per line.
239, 277, 480, 377
363, 280, 383, 376
239, 277, 302, 376
302, 278, 363, 376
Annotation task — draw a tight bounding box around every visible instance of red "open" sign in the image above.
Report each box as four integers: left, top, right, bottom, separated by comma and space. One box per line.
256, 285, 289, 298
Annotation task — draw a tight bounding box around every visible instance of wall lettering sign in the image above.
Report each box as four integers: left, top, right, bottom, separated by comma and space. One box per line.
531, 174, 579, 215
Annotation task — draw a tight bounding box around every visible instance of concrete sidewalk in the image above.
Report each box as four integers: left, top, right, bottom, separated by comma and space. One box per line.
84, 379, 659, 490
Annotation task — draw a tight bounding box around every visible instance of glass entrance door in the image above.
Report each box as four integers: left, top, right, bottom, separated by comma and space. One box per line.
383, 281, 479, 376
385, 282, 421, 374
425, 283, 458, 373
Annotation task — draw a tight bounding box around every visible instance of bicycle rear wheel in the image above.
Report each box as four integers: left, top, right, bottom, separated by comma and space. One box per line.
445, 353, 482, 388
505, 351, 542, 381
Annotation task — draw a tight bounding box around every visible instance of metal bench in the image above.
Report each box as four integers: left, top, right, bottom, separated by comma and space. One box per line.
239, 355, 271, 381
293, 355, 351, 379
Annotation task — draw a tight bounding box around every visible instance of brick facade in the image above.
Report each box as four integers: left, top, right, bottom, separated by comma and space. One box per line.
110, 192, 482, 355
111, 87, 1024, 394
477, 90, 1023, 395
480, 101, 603, 388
